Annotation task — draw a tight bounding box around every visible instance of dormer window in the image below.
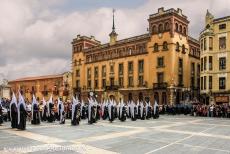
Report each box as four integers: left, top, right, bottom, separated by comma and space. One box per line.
183, 27, 187, 35
163, 41, 168, 51
176, 42, 180, 51
179, 25, 182, 33
158, 24, 163, 33
154, 43, 159, 52
175, 23, 178, 32
152, 25, 157, 34
164, 22, 169, 31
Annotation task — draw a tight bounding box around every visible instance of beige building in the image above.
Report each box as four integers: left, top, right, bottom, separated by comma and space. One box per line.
72, 8, 200, 105
9, 72, 72, 102
200, 10, 230, 104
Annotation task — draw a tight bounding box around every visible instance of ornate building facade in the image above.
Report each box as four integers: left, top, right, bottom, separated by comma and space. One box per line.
200, 11, 230, 104
72, 8, 200, 105
9, 72, 72, 101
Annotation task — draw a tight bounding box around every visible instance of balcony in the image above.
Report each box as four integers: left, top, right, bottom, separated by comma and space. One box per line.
153, 82, 168, 90
105, 85, 119, 91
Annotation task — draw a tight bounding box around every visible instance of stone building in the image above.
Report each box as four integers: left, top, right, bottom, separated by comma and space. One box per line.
9, 72, 72, 102
200, 10, 230, 104
72, 8, 200, 105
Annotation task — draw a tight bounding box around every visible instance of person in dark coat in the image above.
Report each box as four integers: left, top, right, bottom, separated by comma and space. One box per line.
17, 92, 27, 130
10, 93, 18, 128
0, 100, 3, 125
71, 96, 81, 126
31, 95, 40, 125
47, 95, 55, 123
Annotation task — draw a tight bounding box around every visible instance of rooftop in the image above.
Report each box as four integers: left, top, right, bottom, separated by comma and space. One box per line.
9, 74, 63, 83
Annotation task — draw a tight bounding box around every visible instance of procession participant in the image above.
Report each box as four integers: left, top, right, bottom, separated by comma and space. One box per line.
57, 98, 62, 121
41, 97, 47, 121
117, 100, 121, 119
47, 95, 55, 123
140, 100, 145, 120
126, 101, 130, 118
101, 99, 106, 120
119, 99, 127, 122
137, 100, 141, 119
80, 100, 87, 119
10, 93, 18, 128
31, 95, 40, 125
153, 100, 159, 119
25, 99, 32, 122
130, 100, 137, 121
0, 99, 3, 125
95, 98, 100, 121
145, 97, 152, 119
88, 92, 96, 124
108, 96, 115, 122
113, 99, 118, 119
58, 97, 65, 124
17, 91, 27, 130
71, 96, 81, 125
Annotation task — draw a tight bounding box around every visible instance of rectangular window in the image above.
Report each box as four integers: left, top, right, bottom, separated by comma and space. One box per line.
204, 57, 207, 71
219, 57, 226, 70
209, 56, 213, 70
118, 63, 123, 75
94, 67, 98, 78
201, 39, 203, 51
219, 37, 226, 49
204, 38, 207, 51
219, 77, 226, 89
76, 69, 80, 77
119, 77, 123, 87
201, 77, 203, 90
201, 58, 203, 71
219, 24, 226, 30
76, 80, 80, 88
204, 76, 206, 90
102, 65, 106, 77
128, 61, 133, 74
209, 37, 213, 50
87, 68, 91, 79
209, 76, 212, 90
191, 62, 195, 76
110, 77, 114, 86
87, 80, 91, 89
157, 57, 164, 68
110, 65, 114, 73
128, 76, 133, 87
102, 79, 106, 88
138, 75, 144, 86
157, 72, 164, 83
138, 60, 144, 73
94, 80, 98, 89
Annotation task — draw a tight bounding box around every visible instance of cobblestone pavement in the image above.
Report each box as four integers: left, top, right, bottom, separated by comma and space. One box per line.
1, 115, 230, 154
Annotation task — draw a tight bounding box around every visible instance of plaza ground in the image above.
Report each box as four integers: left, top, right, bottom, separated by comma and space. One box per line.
0, 115, 230, 154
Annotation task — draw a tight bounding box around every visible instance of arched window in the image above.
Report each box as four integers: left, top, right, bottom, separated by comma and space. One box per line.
175, 23, 178, 31
158, 24, 163, 33
163, 41, 168, 51
182, 44, 186, 53
179, 25, 182, 33
183, 27, 187, 35
154, 43, 159, 52
176, 42, 180, 51
164, 22, 169, 31
152, 25, 157, 34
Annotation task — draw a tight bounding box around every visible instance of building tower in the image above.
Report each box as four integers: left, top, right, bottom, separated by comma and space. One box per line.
109, 9, 118, 46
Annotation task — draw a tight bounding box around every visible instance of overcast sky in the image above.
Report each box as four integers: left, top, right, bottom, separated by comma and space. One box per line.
0, 0, 230, 81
